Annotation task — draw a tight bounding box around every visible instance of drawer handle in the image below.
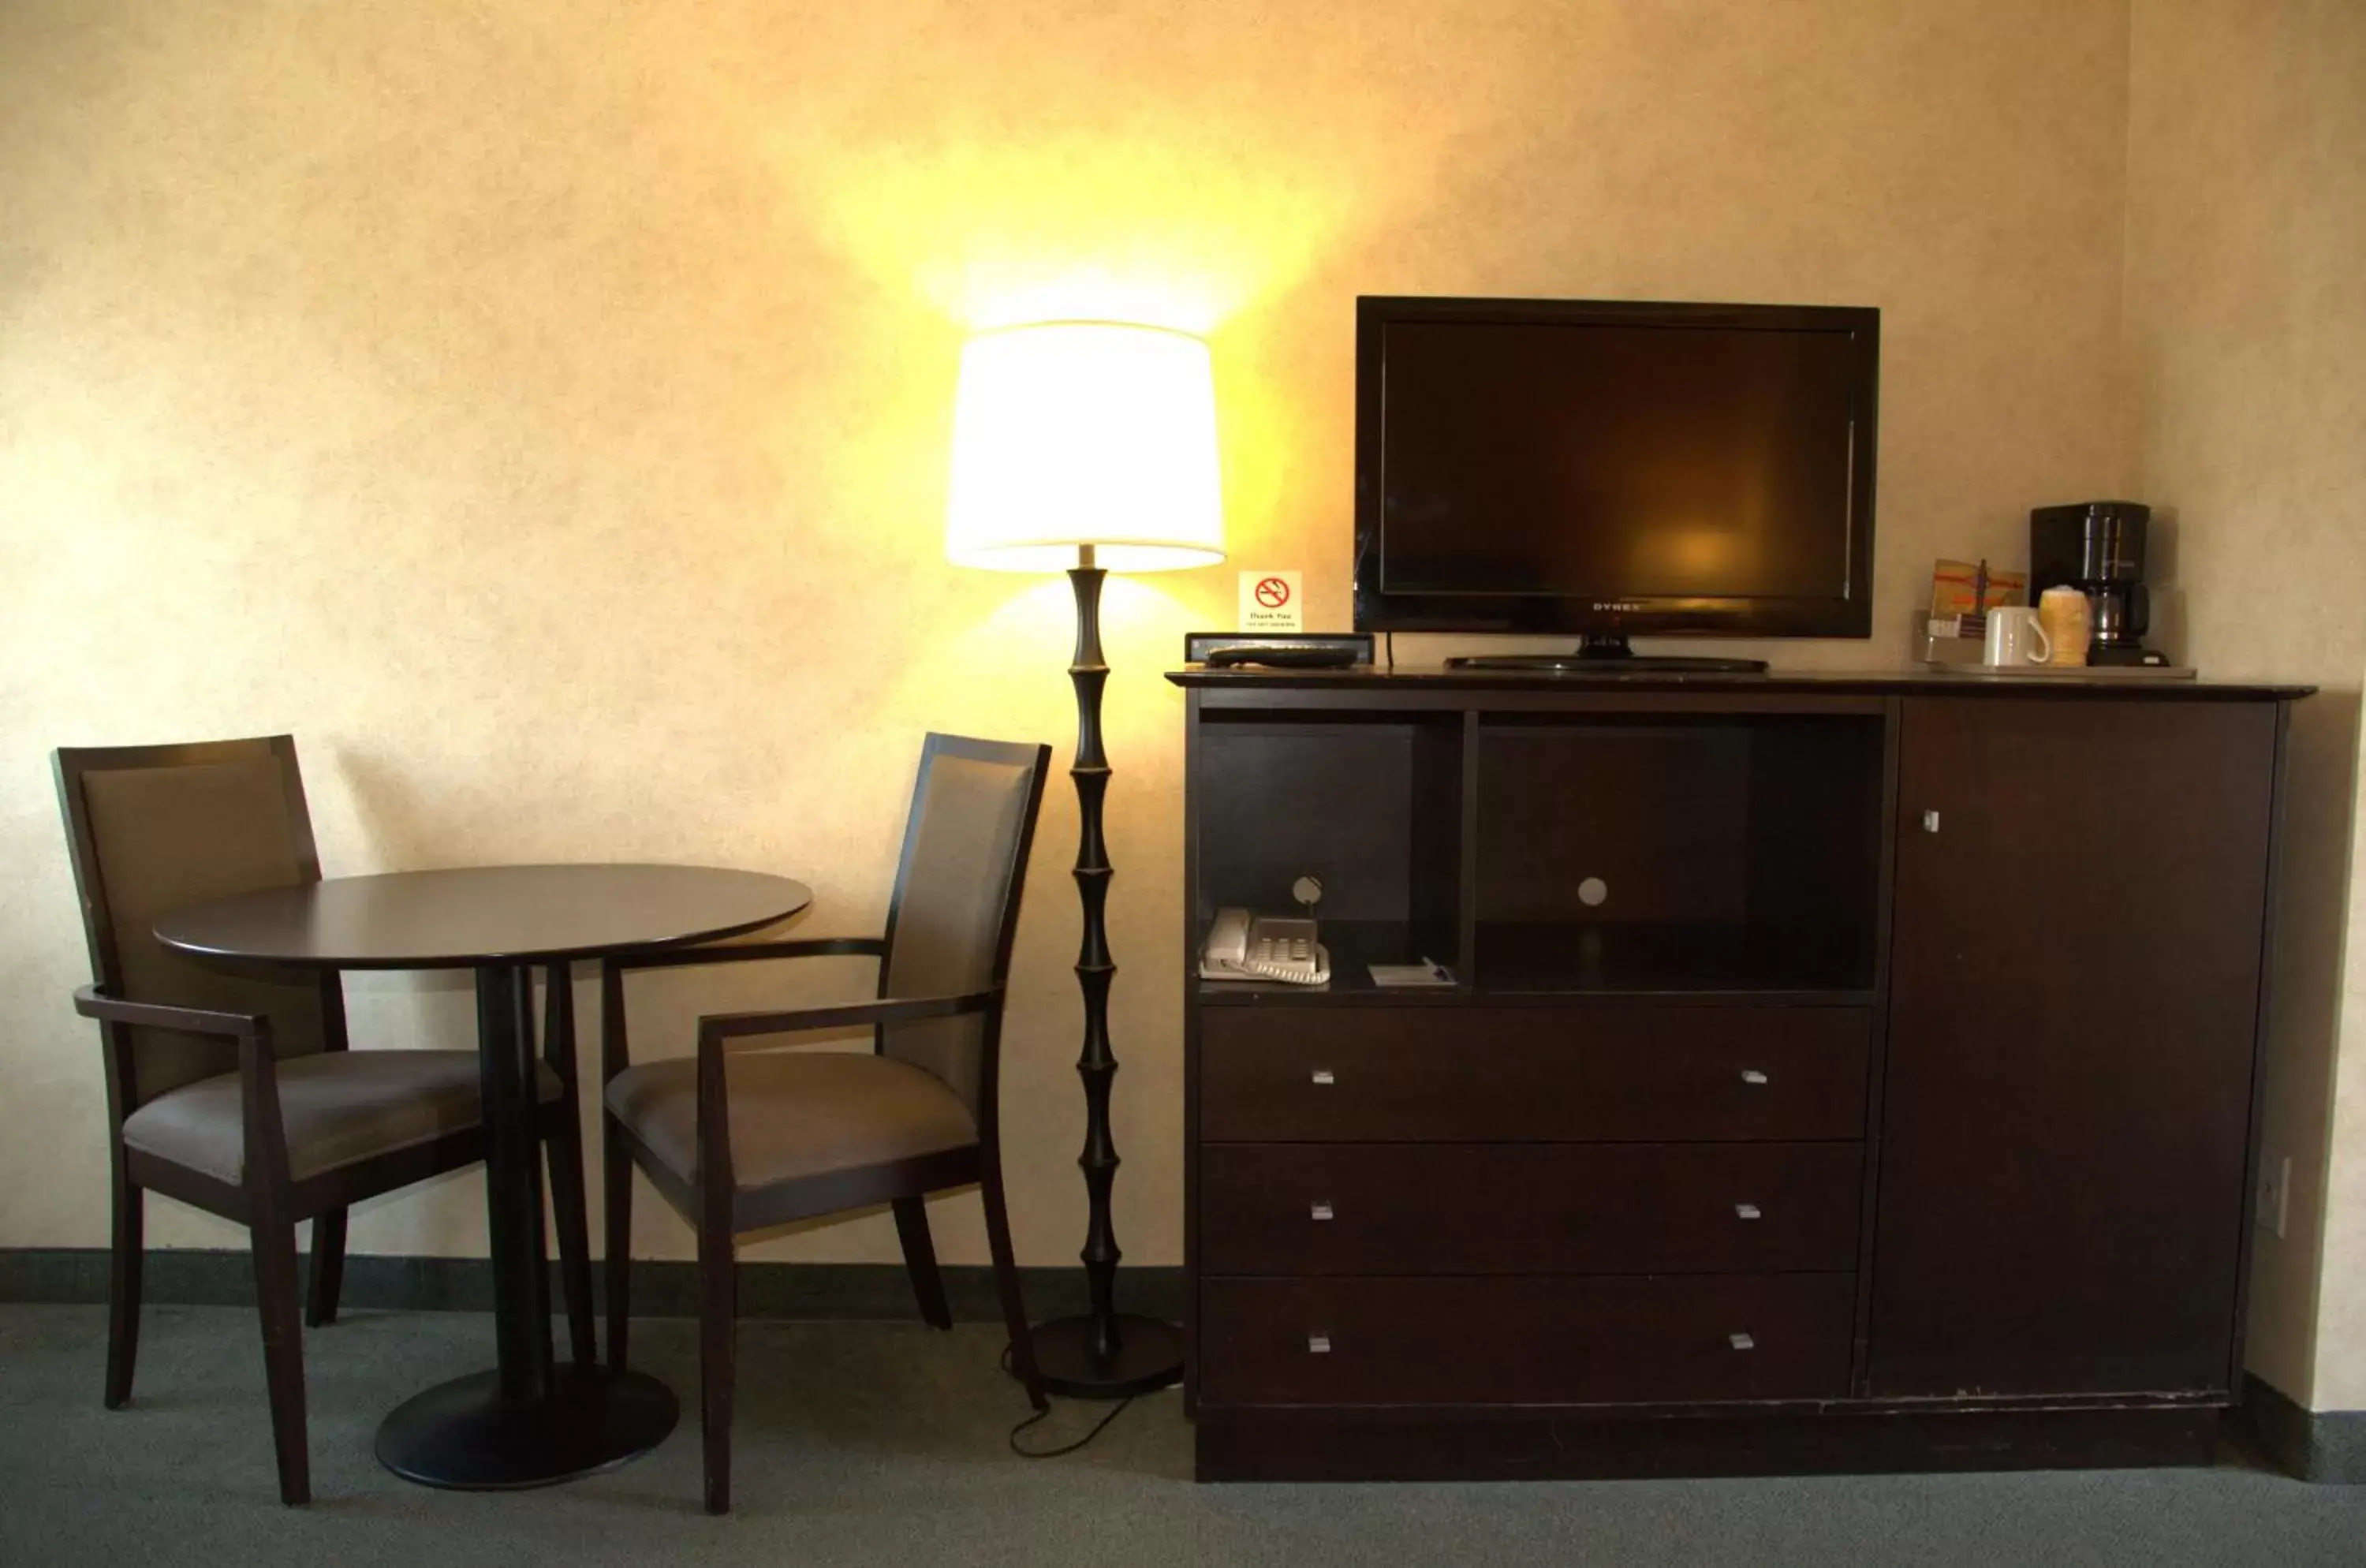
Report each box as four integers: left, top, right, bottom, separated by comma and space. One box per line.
1923, 809, 1941, 833
1308, 1333, 1333, 1354
1310, 1200, 1334, 1221
1733, 1203, 1763, 1221
1310, 1069, 1336, 1086
1730, 1332, 1756, 1351
1740, 1069, 1769, 1085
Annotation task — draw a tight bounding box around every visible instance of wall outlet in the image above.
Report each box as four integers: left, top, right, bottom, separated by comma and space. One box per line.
2257, 1153, 2292, 1240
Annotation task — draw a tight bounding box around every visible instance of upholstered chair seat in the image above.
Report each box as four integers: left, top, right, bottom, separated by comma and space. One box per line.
123, 1052, 562, 1185
605, 1052, 973, 1198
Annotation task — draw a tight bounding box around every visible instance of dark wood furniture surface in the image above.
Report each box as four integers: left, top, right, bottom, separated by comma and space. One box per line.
1202, 1274, 1857, 1406
1169, 667, 2301, 1482
599, 734, 1051, 1514
1200, 1141, 1864, 1275
154, 863, 805, 968
155, 857, 812, 1492
1200, 1005, 1871, 1142
1872, 698, 2278, 1398
1171, 666, 2307, 699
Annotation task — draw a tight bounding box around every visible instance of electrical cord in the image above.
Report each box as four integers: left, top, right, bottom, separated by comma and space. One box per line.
1001, 1342, 1137, 1458
1008, 1395, 1136, 1458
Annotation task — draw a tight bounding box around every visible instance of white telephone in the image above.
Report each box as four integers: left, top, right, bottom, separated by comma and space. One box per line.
1199, 908, 1331, 986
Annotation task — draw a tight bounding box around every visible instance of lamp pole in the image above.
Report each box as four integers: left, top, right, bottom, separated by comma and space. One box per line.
1025, 542, 1184, 1398
942, 321, 1216, 1398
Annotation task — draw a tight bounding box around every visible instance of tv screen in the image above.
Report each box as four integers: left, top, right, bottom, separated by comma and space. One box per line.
1353, 297, 1879, 642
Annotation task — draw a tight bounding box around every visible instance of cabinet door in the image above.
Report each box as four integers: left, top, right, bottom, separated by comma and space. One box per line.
1869, 697, 2278, 1398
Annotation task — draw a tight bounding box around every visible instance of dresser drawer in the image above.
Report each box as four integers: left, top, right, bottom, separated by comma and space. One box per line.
1199, 1142, 1861, 1276
1199, 1006, 1868, 1142
1199, 1274, 1854, 1407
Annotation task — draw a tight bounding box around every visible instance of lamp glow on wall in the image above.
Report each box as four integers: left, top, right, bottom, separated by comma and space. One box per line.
947, 320, 1222, 1398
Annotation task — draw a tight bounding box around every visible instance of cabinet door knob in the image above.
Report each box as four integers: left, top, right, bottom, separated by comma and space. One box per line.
1734, 1203, 1763, 1221
1922, 809, 1941, 833
1309, 1200, 1334, 1221
1729, 1332, 1756, 1351
1308, 1333, 1334, 1354
1740, 1069, 1769, 1085
1310, 1068, 1336, 1085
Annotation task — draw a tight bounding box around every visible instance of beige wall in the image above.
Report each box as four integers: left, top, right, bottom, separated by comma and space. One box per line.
2123, 0, 2366, 1409
1, 0, 2136, 1272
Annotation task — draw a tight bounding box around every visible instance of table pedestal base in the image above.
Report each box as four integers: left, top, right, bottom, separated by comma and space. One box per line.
375, 1365, 679, 1490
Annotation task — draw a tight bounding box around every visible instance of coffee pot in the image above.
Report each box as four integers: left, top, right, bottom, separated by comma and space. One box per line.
2029, 502, 2166, 667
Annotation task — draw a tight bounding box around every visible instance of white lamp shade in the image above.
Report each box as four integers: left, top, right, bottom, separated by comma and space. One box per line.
946, 321, 1226, 573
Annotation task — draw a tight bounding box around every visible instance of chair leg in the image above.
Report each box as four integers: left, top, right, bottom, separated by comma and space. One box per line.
603, 1119, 633, 1371
104, 1174, 144, 1409
892, 1197, 954, 1331
980, 1150, 1047, 1412
546, 1108, 597, 1368
698, 1219, 737, 1515
304, 1209, 347, 1328
250, 1219, 311, 1506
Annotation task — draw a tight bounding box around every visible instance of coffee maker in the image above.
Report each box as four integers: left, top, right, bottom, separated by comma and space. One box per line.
2029, 501, 2168, 666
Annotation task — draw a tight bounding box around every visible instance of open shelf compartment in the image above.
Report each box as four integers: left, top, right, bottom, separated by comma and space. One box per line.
1192, 709, 1463, 999
1472, 711, 1884, 996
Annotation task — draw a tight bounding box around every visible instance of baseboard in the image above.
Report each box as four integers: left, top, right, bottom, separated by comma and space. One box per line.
0, 1247, 1185, 1327
2238, 1372, 2366, 1484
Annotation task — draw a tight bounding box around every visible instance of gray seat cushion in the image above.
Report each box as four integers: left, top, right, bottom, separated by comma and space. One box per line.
121, 1050, 560, 1185
605, 1051, 976, 1194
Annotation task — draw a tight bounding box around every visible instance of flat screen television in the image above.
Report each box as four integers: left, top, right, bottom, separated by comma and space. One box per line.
1353, 296, 1879, 670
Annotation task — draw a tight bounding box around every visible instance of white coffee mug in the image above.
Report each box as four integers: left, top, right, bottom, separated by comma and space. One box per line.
1983, 605, 2054, 666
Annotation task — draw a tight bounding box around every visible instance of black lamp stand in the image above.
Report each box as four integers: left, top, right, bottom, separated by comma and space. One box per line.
1024, 543, 1186, 1399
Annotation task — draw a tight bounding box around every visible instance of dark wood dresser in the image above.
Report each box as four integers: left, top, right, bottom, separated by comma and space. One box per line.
1169, 668, 2305, 1480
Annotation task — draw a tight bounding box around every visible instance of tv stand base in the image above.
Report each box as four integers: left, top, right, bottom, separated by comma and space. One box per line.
1445, 633, 1767, 674
1446, 652, 1771, 674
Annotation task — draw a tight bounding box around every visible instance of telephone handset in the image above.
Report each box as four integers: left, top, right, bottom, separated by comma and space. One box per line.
1199, 908, 1331, 986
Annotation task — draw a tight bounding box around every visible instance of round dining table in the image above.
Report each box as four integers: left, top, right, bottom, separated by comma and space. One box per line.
154, 863, 813, 1490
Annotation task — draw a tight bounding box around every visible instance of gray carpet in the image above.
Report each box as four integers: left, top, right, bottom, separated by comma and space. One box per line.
3, 1305, 2363, 1566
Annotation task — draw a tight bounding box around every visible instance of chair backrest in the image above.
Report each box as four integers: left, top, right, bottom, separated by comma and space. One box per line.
876, 734, 1051, 1116
54, 737, 334, 1111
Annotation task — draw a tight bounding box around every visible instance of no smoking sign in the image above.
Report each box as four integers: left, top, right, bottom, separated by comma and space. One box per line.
1238, 570, 1304, 633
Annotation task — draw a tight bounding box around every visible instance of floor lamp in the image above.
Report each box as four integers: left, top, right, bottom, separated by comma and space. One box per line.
946, 320, 1225, 1397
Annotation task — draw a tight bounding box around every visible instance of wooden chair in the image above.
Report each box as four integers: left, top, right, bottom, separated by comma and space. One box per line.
600, 733, 1052, 1514
54, 736, 595, 1505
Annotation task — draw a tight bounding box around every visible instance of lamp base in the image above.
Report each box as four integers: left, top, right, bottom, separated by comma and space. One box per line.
1026, 1312, 1185, 1400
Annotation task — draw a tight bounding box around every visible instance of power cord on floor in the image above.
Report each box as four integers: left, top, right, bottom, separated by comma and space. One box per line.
1000, 1342, 1136, 1458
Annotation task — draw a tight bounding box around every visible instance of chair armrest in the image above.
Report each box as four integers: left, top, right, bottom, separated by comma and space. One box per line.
77, 985, 290, 1181
73, 984, 266, 1040
599, 939, 893, 1084
605, 936, 886, 975
695, 988, 998, 1051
